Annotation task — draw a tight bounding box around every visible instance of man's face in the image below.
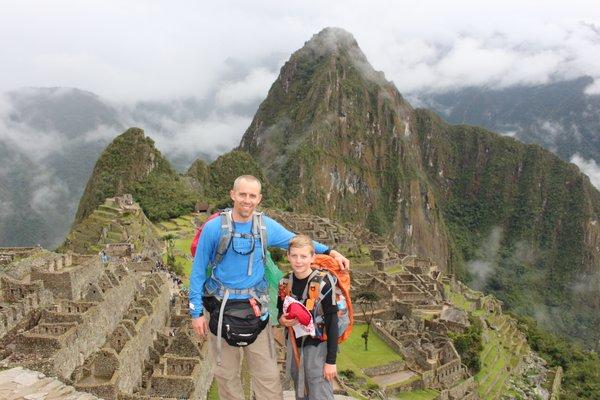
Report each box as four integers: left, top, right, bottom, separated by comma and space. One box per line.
287, 245, 315, 276
230, 179, 262, 220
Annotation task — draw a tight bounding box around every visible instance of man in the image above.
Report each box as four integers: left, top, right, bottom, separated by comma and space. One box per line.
190, 175, 349, 400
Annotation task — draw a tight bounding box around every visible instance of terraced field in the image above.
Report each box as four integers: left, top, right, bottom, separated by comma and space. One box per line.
475, 313, 529, 399
443, 284, 530, 399
155, 213, 199, 278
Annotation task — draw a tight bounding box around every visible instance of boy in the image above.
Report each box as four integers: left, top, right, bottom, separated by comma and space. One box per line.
278, 234, 339, 400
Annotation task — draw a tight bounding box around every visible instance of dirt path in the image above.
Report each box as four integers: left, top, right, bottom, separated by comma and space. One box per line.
370, 369, 416, 387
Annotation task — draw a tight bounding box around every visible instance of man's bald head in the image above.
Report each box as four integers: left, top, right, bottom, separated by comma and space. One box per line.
233, 175, 262, 193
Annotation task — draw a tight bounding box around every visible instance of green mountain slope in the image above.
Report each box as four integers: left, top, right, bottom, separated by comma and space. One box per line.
74, 127, 196, 223
414, 76, 600, 164
415, 109, 600, 343
238, 27, 451, 271
237, 27, 600, 345
61, 196, 162, 255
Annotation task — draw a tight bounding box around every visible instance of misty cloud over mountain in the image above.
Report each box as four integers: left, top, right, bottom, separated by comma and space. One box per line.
413, 76, 600, 189
0, 54, 282, 247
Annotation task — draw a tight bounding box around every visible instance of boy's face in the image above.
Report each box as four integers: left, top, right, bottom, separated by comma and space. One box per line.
287, 245, 315, 276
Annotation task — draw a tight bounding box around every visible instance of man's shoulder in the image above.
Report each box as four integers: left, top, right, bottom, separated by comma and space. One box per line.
201, 217, 222, 236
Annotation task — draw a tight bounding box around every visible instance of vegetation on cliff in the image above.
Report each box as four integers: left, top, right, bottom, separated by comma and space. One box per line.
234, 27, 600, 355
238, 27, 451, 271
186, 150, 284, 209
516, 315, 600, 399
414, 109, 600, 345
74, 127, 196, 223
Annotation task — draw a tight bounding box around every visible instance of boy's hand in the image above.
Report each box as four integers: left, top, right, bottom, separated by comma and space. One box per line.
279, 314, 298, 327
323, 363, 337, 381
329, 250, 350, 270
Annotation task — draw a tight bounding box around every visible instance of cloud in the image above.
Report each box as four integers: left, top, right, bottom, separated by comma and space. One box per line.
1, 1, 599, 102
570, 153, 600, 189
30, 172, 70, 215
145, 112, 252, 160
466, 226, 503, 290
216, 68, 278, 108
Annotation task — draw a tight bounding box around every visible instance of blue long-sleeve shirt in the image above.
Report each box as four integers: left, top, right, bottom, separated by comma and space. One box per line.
188, 214, 329, 318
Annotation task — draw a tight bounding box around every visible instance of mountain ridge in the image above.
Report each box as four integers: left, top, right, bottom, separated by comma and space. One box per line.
236, 27, 600, 345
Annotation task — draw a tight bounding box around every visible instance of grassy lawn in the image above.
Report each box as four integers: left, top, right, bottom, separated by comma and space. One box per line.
444, 284, 475, 312
396, 389, 439, 400
175, 236, 193, 253
385, 264, 405, 274
338, 324, 403, 373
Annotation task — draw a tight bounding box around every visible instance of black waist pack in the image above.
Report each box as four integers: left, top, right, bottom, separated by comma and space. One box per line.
204, 296, 268, 347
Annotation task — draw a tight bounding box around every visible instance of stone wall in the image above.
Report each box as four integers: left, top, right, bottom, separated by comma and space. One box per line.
363, 360, 406, 377
372, 320, 404, 355
30, 255, 102, 300
16, 265, 139, 379
0, 281, 53, 341
437, 377, 478, 400
114, 275, 171, 394
266, 210, 358, 247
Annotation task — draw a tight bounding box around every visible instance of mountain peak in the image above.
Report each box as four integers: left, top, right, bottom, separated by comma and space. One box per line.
305, 27, 360, 53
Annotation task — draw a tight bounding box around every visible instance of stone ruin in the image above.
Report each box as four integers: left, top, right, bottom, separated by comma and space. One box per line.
0, 246, 42, 266
266, 210, 358, 247
113, 194, 138, 213
371, 314, 477, 399
352, 256, 445, 315
369, 245, 405, 271
105, 243, 134, 258
0, 246, 212, 400
349, 254, 483, 398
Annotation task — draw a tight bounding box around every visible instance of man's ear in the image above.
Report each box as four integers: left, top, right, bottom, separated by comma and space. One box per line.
257, 193, 263, 204
230, 189, 235, 202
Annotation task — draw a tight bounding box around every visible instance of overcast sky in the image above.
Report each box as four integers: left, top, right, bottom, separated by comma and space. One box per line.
2, 0, 600, 185
2, 0, 600, 103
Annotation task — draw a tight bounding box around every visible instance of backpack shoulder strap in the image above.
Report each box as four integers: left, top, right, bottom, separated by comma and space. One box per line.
213, 209, 233, 266
253, 211, 268, 260
303, 270, 327, 311
324, 273, 337, 306
287, 272, 294, 297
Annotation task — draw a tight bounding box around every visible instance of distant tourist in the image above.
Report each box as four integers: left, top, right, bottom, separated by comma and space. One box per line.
189, 175, 349, 400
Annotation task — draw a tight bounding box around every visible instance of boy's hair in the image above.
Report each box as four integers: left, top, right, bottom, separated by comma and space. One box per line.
288, 234, 315, 254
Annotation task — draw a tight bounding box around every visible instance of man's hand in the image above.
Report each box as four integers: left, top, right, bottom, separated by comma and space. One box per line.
323, 363, 337, 381
279, 314, 298, 327
329, 249, 350, 270
191, 315, 208, 337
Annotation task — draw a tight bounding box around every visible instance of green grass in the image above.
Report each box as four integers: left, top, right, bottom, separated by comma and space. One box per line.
385, 264, 405, 274
207, 379, 218, 400
175, 237, 193, 255
444, 283, 475, 312
338, 324, 402, 372
396, 389, 439, 400
475, 324, 516, 398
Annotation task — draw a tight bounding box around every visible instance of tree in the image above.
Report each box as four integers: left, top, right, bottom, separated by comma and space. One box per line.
357, 291, 379, 351
163, 234, 182, 274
